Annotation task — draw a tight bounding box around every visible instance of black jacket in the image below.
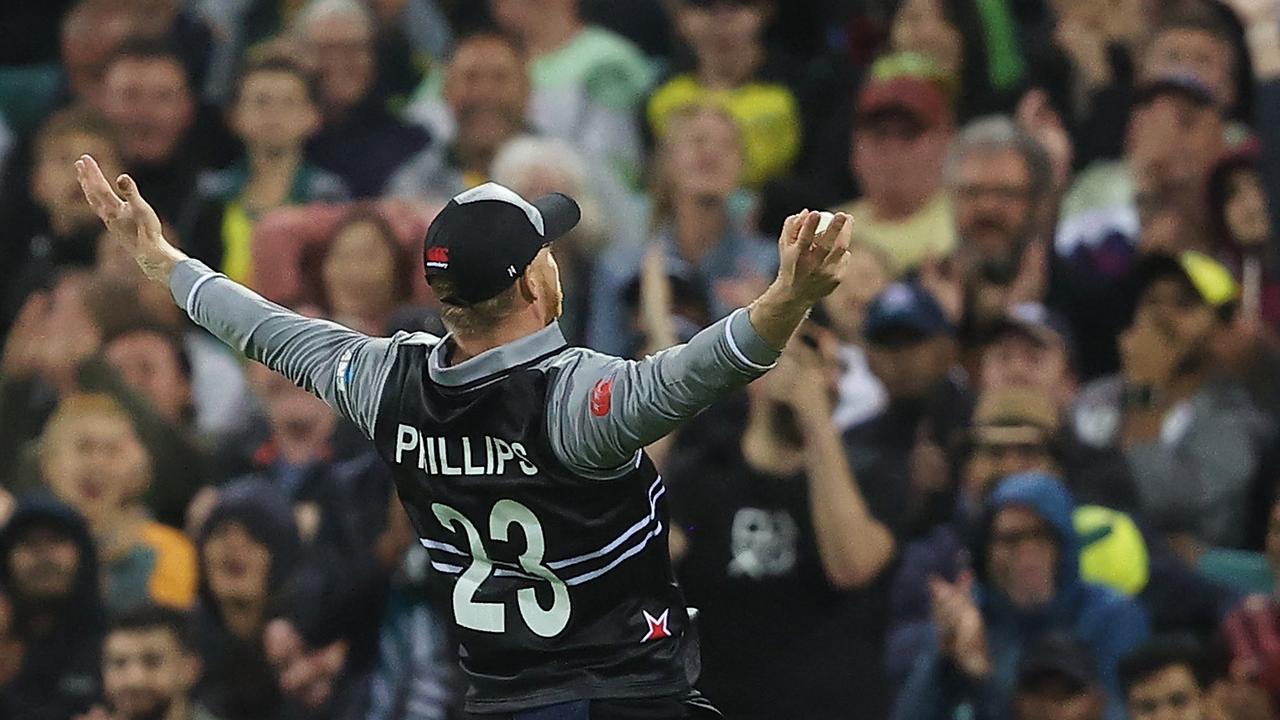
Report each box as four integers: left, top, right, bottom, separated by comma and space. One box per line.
0, 494, 103, 720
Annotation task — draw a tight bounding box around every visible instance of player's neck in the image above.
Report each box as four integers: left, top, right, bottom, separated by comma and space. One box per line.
448, 314, 551, 364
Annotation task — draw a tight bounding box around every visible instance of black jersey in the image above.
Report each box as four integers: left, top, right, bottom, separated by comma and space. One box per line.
169, 259, 783, 714
374, 336, 692, 711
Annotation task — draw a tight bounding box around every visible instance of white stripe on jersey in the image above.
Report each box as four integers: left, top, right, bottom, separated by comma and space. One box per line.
547, 476, 664, 570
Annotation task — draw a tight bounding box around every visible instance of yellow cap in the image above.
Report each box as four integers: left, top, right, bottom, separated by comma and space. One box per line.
1075, 505, 1150, 596
1179, 251, 1239, 308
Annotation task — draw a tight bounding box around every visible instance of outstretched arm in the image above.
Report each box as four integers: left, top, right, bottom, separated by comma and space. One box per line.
75, 155, 401, 439
546, 211, 854, 479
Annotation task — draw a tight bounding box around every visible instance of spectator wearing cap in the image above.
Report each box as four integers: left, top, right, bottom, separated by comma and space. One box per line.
981, 302, 1077, 411
181, 55, 348, 284
891, 473, 1149, 720
980, 302, 1142, 514
887, 389, 1149, 680
586, 104, 776, 356
293, 0, 430, 197
488, 0, 655, 189
1054, 67, 1227, 378
838, 53, 958, 276
1014, 633, 1108, 720
647, 0, 802, 190
1074, 251, 1272, 550
887, 382, 1231, 675
1137, 5, 1254, 132
843, 281, 972, 539
389, 33, 531, 204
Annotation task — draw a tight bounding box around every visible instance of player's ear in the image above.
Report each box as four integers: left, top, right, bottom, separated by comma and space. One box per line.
517, 272, 537, 305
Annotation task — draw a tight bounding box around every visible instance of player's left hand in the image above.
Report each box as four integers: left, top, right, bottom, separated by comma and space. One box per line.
75, 154, 186, 283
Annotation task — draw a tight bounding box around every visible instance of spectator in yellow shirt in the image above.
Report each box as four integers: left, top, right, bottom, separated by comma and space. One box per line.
647, 0, 802, 189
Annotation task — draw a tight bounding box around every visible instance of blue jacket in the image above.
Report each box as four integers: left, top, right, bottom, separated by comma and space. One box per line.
891, 473, 1150, 720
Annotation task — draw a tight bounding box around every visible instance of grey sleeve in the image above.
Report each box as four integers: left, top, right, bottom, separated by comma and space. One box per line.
169, 259, 419, 439
546, 308, 780, 479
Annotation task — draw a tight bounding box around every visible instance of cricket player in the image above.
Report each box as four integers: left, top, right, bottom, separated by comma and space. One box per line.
76, 154, 852, 719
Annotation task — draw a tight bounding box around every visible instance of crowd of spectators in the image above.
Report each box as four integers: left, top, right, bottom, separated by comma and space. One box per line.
2, 0, 1280, 718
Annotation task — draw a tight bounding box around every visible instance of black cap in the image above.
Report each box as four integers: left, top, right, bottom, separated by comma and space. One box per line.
864, 282, 953, 346
1017, 633, 1102, 694
423, 183, 581, 306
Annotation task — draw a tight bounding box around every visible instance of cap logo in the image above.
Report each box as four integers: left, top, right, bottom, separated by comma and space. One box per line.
426, 247, 449, 269
507, 265, 517, 278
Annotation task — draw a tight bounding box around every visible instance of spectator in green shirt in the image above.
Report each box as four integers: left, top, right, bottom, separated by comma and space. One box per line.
489, 0, 655, 188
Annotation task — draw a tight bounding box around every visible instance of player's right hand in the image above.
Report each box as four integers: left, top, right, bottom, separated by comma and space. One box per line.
75, 154, 186, 283
772, 210, 853, 306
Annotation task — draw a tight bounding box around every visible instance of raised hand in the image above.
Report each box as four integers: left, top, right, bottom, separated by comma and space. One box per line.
75, 154, 186, 283
747, 210, 855, 351
929, 570, 992, 678
776, 210, 853, 306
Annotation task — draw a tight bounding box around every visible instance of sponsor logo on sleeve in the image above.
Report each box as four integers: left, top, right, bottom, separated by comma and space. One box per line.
590, 378, 613, 417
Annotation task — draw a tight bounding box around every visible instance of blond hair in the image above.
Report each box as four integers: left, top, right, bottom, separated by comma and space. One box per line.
434, 282, 523, 337
41, 393, 137, 453
648, 103, 744, 230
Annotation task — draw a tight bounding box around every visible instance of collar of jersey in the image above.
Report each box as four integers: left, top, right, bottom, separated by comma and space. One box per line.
427, 321, 568, 388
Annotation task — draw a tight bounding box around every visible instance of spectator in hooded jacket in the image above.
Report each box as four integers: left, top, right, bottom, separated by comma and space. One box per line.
892, 473, 1150, 720
0, 494, 104, 719
193, 481, 370, 720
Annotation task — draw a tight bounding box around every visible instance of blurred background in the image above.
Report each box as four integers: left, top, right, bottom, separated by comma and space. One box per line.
1, 0, 1280, 718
